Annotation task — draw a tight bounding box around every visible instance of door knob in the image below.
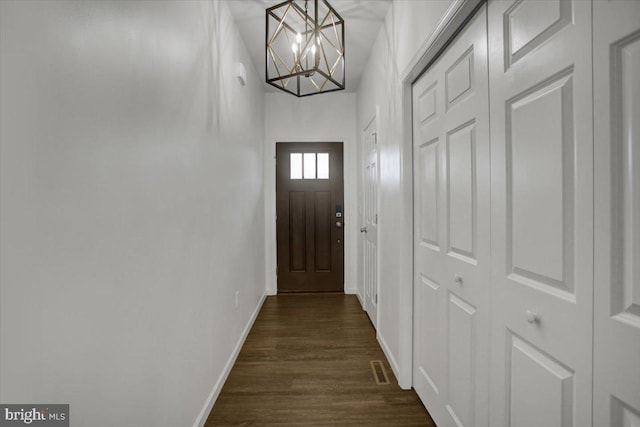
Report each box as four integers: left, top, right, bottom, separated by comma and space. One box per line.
336, 221, 342, 228
360, 226, 367, 233
526, 310, 540, 324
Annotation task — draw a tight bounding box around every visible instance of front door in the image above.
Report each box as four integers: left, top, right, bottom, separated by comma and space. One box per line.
276, 142, 344, 292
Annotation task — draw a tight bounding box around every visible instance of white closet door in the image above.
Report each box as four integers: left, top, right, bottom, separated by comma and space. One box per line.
487, 1, 593, 426
412, 5, 490, 426
593, 1, 640, 425
362, 116, 378, 327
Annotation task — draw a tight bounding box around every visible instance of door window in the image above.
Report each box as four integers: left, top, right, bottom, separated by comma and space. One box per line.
290, 152, 329, 180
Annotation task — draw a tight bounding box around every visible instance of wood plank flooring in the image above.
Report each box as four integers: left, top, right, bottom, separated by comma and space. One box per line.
206, 294, 435, 426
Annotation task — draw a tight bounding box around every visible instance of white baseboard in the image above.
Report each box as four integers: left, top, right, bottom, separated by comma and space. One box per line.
377, 331, 400, 384
193, 293, 267, 427
355, 292, 365, 309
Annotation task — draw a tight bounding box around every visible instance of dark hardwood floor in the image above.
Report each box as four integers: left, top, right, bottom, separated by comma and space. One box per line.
206, 293, 435, 426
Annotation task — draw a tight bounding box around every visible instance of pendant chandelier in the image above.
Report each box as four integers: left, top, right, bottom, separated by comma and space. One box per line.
266, 0, 345, 97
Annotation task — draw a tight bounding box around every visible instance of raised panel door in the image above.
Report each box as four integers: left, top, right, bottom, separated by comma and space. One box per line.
276, 142, 344, 292
593, 1, 640, 425
487, 1, 593, 426
413, 6, 490, 426
362, 117, 378, 326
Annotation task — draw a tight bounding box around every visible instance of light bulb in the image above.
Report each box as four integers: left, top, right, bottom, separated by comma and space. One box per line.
296, 33, 302, 44
311, 44, 317, 55
291, 43, 298, 53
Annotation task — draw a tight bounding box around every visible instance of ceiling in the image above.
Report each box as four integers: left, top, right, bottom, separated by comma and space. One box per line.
226, 0, 392, 93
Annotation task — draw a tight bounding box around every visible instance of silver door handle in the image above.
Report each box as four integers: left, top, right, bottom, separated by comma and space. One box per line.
360, 226, 367, 233
336, 221, 342, 228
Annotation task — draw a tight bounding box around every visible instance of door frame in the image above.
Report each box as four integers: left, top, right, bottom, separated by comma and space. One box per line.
265, 136, 358, 297
396, 0, 485, 389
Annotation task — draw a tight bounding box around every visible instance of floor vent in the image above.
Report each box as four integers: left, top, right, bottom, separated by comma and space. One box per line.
370, 360, 390, 385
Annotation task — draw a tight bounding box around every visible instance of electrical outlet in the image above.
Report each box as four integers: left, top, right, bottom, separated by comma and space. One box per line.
235, 290, 239, 308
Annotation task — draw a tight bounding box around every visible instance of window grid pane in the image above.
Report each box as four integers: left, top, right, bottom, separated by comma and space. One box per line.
304, 153, 316, 179
317, 153, 329, 179
290, 153, 302, 179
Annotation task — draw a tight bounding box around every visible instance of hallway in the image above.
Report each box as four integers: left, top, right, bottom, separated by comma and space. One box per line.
2, 0, 640, 425
207, 294, 434, 426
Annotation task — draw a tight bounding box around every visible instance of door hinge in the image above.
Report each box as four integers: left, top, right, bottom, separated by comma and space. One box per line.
375, 213, 378, 223
375, 294, 378, 304
276, 266, 278, 276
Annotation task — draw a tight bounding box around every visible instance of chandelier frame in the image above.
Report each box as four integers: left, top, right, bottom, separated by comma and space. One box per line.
265, 0, 345, 97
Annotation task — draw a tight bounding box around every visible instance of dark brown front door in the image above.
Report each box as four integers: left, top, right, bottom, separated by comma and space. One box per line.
276, 142, 344, 292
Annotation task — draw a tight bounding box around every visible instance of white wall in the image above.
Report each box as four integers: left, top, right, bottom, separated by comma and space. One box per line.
264, 93, 358, 295
393, 1, 455, 76
0, 1, 265, 426
355, 0, 454, 384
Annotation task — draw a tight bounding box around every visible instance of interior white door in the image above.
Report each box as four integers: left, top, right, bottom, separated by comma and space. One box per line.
412, 5, 490, 426
362, 116, 378, 327
487, 1, 593, 426
593, 1, 640, 425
